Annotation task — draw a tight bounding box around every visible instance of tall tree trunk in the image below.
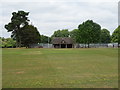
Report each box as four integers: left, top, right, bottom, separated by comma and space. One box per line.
16, 38, 19, 48
17, 26, 21, 48
17, 36, 21, 48
88, 43, 89, 48
19, 36, 21, 48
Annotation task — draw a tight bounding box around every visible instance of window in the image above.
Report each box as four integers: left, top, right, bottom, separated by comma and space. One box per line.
61, 40, 65, 44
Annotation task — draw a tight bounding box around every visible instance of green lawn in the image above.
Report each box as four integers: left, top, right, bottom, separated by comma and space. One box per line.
2, 48, 118, 88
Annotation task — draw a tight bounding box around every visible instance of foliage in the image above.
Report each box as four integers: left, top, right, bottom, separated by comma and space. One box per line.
78, 20, 101, 47
100, 29, 111, 43
51, 29, 69, 37
69, 29, 80, 43
111, 26, 120, 44
20, 25, 41, 48
4, 10, 29, 47
41, 35, 51, 43
0, 37, 16, 48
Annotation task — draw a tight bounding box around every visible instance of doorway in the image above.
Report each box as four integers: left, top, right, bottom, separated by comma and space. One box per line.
67, 44, 72, 48
61, 44, 66, 48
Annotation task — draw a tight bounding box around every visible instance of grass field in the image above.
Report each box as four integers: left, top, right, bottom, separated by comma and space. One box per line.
2, 48, 118, 88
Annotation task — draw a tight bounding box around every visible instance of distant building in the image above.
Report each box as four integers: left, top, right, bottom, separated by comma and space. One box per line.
51, 37, 74, 48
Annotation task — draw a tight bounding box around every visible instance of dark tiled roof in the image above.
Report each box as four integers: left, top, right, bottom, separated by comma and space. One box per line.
51, 37, 73, 44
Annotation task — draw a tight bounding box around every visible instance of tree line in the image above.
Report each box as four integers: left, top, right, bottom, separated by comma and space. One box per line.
1, 10, 120, 48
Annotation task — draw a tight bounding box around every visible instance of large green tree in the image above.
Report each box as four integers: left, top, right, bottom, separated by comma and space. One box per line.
78, 20, 101, 48
20, 25, 41, 48
51, 29, 69, 37
5, 11, 29, 47
100, 29, 111, 43
111, 26, 120, 46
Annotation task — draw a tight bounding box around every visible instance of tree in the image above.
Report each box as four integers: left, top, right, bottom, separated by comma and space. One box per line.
100, 29, 111, 43
20, 25, 41, 48
69, 29, 80, 43
5, 38, 16, 48
51, 29, 69, 37
111, 26, 120, 47
4, 10, 29, 47
78, 20, 101, 48
0, 37, 16, 48
41, 35, 51, 43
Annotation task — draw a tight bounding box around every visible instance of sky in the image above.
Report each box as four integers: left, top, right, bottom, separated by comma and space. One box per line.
0, 0, 119, 38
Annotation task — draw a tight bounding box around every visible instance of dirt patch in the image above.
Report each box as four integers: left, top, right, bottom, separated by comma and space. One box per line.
16, 71, 24, 74
23, 51, 42, 55
56, 67, 64, 69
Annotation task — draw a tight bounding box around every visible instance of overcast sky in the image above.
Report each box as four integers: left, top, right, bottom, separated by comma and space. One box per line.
0, 0, 119, 38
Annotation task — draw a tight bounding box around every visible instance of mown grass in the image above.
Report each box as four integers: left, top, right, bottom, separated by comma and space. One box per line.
2, 48, 118, 88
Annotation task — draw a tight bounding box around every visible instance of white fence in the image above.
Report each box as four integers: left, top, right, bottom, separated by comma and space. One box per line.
30, 43, 119, 48
75, 43, 119, 48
